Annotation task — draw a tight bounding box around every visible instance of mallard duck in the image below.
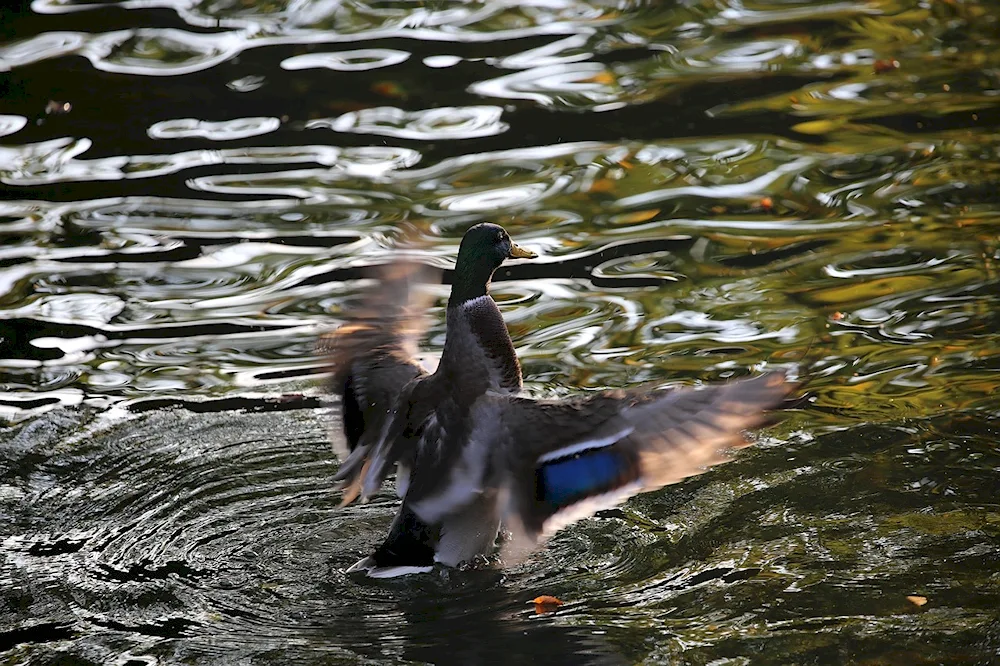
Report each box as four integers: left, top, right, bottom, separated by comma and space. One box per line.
323, 223, 790, 577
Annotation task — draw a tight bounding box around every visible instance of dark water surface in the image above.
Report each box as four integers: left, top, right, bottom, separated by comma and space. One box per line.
2, 0, 999, 663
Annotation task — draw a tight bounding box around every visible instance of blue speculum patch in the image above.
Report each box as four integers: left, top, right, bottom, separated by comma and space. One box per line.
538, 449, 628, 507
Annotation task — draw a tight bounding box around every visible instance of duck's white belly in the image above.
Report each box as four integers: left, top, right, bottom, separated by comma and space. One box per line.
433, 490, 502, 566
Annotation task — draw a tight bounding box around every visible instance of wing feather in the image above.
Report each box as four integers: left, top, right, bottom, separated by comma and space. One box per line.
320, 262, 440, 504
495, 372, 792, 558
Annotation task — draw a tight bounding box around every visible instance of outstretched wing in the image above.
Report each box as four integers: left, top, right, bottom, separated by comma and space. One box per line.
319, 261, 440, 505
494, 372, 792, 558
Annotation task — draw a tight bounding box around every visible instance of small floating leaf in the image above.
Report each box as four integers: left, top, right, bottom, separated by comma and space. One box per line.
371, 81, 408, 99
907, 595, 928, 606
530, 595, 563, 605
790, 119, 845, 135
874, 59, 901, 74
529, 595, 564, 614
582, 71, 615, 86
612, 209, 660, 224
45, 100, 72, 115
589, 178, 616, 193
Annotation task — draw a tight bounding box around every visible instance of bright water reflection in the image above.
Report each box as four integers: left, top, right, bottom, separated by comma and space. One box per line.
1, 0, 999, 663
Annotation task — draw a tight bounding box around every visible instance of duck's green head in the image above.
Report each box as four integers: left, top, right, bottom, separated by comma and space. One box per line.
449, 223, 537, 305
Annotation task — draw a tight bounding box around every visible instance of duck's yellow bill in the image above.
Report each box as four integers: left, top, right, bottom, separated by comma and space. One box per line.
509, 243, 537, 259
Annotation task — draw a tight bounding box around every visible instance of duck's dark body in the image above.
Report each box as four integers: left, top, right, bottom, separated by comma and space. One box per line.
323, 223, 791, 576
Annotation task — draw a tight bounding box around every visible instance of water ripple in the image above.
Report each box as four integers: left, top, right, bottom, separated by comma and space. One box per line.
312, 105, 508, 140
148, 117, 281, 141
0, 143, 351, 185
0, 115, 27, 138
85, 29, 244, 76
0, 30, 84, 68
281, 49, 410, 72
469, 62, 623, 110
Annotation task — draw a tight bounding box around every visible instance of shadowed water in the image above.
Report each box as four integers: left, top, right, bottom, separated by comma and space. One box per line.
1, 0, 999, 663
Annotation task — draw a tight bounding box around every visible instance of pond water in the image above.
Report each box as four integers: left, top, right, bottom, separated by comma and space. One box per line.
2, 0, 999, 663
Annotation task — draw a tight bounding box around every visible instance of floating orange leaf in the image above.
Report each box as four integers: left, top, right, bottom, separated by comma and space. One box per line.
907, 595, 928, 606
589, 178, 616, 193
613, 209, 660, 224
582, 71, 616, 86
791, 119, 846, 135
874, 59, 900, 74
371, 81, 408, 99
45, 100, 72, 115
529, 595, 564, 614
